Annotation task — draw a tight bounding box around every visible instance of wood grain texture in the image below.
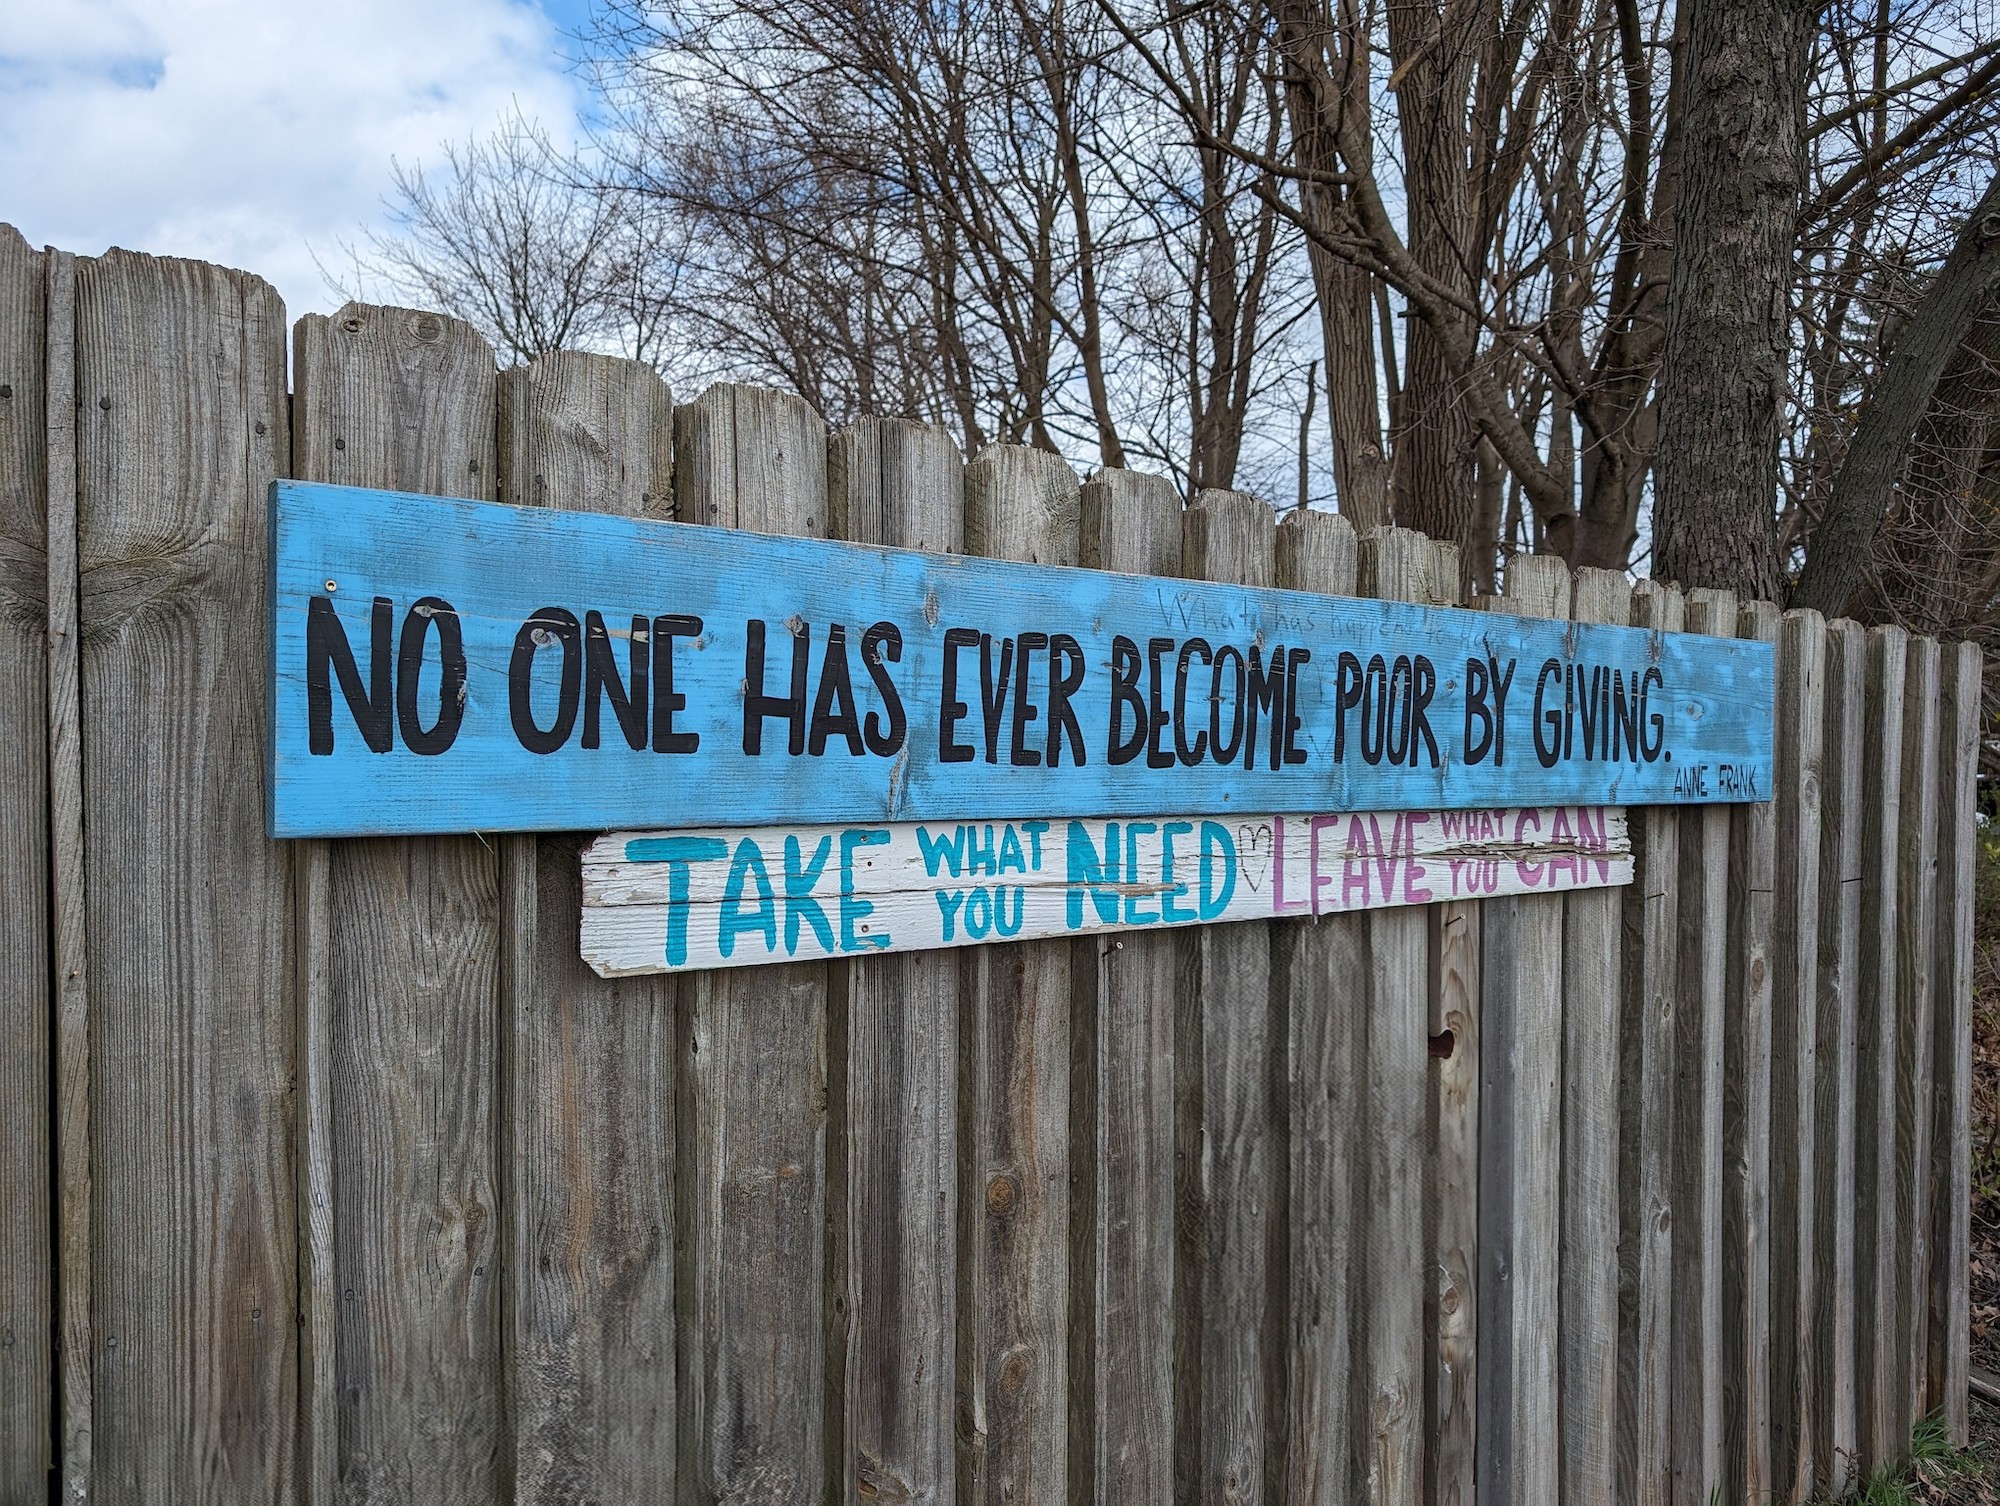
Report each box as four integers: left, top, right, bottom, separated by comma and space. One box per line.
1069, 466, 1171, 1506
1424, 538, 1479, 1506
293, 301, 501, 1504
1177, 489, 1285, 1505
496, 351, 677, 1501
1892, 636, 1940, 1454
829, 417, 963, 1506
44, 243, 92, 1503
1853, 625, 1908, 1476
956, 443, 1076, 1506
672, 383, 831, 1505
1481, 551, 1571, 1506
1929, 642, 1980, 1444
1722, 599, 1778, 1505
1272, 508, 1363, 1506
76, 248, 296, 1499
1769, 610, 1825, 1504
1560, 567, 1628, 1506
0, 223, 52, 1499
1672, 586, 1728, 1506
1351, 527, 1436, 1506
1811, 619, 1865, 1495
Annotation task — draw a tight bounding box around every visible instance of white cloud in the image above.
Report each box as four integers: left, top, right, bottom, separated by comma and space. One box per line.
0, 0, 583, 319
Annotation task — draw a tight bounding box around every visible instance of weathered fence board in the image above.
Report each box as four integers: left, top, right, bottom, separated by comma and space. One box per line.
294, 302, 502, 1506
1723, 599, 1779, 1504
1673, 585, 1729, 1505
673, 383, 831, 1504
1811, 617, 1865, 1495
1353, 527, 1442, 1506
45, 242, 92, 1500
1770, 609, 1826, 1504
958, 443, 1078, 1506
77, 249, 297, 1500
1561, 566, 1628, 1506
1273, 507, 1362, 1506
1854, 625, 1908, 1476
1930, 641, 1980, 1443
1893, 635, 1941, 1453
1480, 552, 1571, 1506
1070, 464, 1169, 1506
495, 349, 678, 1502
1177, 488, 1285, 1504
827, 416, 962, 1506
0, 222, 52, 1500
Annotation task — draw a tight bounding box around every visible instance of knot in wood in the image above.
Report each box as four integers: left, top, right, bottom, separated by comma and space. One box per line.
985, 1171, 1019, 1215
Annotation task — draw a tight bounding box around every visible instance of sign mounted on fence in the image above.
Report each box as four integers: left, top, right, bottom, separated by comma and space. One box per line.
268, 480, 1775, 838
582, 805, 1631, 975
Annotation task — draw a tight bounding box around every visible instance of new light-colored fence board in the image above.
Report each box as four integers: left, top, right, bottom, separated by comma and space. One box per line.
3, 232, 1979, 1506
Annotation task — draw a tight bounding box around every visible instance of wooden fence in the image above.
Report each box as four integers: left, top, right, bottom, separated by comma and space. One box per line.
0, 228, 1979, 1505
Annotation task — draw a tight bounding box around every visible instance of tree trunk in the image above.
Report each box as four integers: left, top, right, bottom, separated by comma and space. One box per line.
1790, 168, 2000, 617
1650, 0, 1819, 600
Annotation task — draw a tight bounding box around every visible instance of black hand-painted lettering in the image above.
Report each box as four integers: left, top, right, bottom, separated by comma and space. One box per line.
652, 614, 701, 753
510, 607, 581, 755
743, 617, 809, 756
860, 621, 906, 757
307, 593, 393, 755
1011, 632, 1046, 767
939, 627, 978, 763
1107, 636, 1146, 766
1046, 633, 1086, 767
582, 611, 649, 752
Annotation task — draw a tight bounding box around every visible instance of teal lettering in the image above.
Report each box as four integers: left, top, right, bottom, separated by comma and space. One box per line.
964, 886, 993, 939
966, 823, 998, 876
1022, 820, 1049, 870
994, 886, 1025, 936
1066, 821, 1121, 928
624, 835, 729, 967
840, 828, 891, 950
916, 824, 966, 878
1198, 821, 1237, 919
999, 824, 1027, 874
935, 888, 966, 941
783, 833, 835, 954
718, 838, 777, 959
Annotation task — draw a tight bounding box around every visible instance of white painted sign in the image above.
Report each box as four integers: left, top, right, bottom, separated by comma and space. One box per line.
581, 804, 1630, 976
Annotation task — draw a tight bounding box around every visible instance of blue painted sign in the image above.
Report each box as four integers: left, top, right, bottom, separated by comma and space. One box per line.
267, 480, 1775, 838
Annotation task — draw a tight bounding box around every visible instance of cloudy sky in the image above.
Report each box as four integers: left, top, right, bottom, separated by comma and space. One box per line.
1, 0, 594, 319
